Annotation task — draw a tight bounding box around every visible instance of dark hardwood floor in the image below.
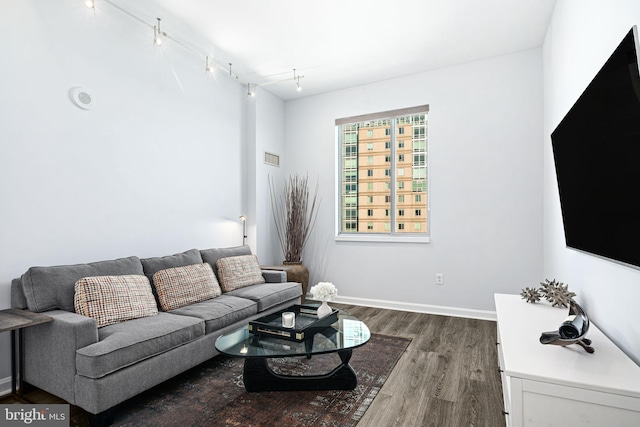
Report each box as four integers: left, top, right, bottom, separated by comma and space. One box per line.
1, 304, 506, 427
336, 303, 506, 427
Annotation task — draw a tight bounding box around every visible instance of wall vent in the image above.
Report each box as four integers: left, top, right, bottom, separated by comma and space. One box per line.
264, 151, 280, 167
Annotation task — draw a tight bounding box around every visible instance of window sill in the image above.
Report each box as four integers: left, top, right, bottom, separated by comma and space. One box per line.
335, 234, 430, 243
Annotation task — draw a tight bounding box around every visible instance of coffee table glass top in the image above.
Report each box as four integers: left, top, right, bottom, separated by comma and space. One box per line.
215, 309, 370, 358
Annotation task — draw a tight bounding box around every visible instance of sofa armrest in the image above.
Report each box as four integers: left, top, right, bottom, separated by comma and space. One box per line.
24, 310, 99, 405
261, 270, 286, 283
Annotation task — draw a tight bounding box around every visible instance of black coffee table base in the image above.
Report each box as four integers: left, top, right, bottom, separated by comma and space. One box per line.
243, 349, 357, 392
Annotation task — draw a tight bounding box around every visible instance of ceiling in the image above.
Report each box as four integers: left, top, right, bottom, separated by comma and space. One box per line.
137, 0, 557, 100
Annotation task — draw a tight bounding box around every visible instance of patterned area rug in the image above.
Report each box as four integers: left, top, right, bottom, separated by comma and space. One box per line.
72, 334, 410, 427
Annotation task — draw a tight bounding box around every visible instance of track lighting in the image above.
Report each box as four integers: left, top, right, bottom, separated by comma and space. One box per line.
81, 2, 306, 93
153, 18, 163, 46
294, 69, 302, 92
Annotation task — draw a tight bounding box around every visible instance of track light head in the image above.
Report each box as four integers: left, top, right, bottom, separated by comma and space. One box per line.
153, 18, 163, 46
205, 56, 214, 73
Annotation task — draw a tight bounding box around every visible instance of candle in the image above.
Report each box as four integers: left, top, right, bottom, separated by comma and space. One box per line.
282, 312, 295, 328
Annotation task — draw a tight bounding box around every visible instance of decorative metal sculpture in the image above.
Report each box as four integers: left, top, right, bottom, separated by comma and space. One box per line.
540, 299, 594, 353
521, 279, 576, 308
539, 279, 576, 308
520, 287, 541, 303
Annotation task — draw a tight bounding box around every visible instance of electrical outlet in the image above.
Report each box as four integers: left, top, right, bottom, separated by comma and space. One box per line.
435, 273, 444, 285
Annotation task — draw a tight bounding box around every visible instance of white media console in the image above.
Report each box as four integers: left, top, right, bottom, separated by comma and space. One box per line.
495, 293, 640, 427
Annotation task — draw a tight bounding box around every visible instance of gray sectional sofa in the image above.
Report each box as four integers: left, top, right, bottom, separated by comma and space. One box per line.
10, 245, 302, 419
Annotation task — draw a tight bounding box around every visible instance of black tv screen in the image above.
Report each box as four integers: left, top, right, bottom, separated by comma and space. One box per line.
551, 26, 640, 269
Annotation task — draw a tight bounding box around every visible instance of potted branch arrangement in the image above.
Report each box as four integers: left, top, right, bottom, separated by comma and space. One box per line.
269, 173, 320, 302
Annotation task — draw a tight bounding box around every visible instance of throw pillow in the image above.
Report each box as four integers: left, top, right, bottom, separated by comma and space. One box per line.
216, 255, 265, 292
74, 275, 158, 328
152, 263, 221, 311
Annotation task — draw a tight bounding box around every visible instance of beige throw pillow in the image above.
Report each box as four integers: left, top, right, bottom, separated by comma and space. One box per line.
216, 255, 265, 292
74, 275, 158, 328
152, 263, 221, 311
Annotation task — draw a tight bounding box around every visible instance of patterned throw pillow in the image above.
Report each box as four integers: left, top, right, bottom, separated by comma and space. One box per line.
74, 275, 158, 328
152, 263, 221, 311
216, 255, 265, 292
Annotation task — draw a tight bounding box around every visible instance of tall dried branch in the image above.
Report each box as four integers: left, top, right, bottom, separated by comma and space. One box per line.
269, 174, 320, 263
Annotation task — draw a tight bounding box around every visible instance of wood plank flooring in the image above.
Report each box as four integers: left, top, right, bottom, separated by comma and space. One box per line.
0, 304, 506, 427
335, 303, 506, 427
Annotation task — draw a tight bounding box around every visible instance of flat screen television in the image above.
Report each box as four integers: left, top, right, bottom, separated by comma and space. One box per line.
551, 26, 640, 269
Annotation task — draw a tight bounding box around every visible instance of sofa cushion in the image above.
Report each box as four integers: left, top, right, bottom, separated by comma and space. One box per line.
169, 295, 257, 334
200, 246, 252, 282
216, 255, 265, 292
152, 263, 221, 311
76, 312, 204, 379
74, 275, 158, 328
226, 282, 302, 312
20, 256, 144, 313
140, 249, 203, 285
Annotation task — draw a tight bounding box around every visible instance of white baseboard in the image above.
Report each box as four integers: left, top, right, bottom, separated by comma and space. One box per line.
325, 295, 497, 321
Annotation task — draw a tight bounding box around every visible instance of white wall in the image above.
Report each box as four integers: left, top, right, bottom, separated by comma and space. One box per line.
255, 88, 286, 264
0, 1, 248, 382
284, 49, 544, 313
543, 0, 640, 365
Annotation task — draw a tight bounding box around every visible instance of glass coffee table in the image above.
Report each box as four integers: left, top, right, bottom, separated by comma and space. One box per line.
215, 308, 370, 392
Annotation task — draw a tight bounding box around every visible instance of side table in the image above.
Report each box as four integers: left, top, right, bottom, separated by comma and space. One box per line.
0, 308, 53, 401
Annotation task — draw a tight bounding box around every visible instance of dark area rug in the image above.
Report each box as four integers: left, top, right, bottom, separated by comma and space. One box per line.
72, 333, 410, 427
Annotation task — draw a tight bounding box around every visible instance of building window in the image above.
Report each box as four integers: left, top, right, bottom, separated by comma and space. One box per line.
337, 106, 428, 238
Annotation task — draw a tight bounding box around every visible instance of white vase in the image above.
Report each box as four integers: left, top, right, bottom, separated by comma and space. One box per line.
317, 300, 332, 318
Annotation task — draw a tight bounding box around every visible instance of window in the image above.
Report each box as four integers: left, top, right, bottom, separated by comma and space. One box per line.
337, 106, 429, 240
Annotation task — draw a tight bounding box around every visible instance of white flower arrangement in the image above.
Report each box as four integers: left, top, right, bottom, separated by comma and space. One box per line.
310, 282, 338, 301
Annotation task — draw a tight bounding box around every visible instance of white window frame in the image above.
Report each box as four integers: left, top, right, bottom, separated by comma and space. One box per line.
335, 105, 430, 243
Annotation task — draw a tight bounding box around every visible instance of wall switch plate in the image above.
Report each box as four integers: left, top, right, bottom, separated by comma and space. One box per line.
436, 273, 444, 285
